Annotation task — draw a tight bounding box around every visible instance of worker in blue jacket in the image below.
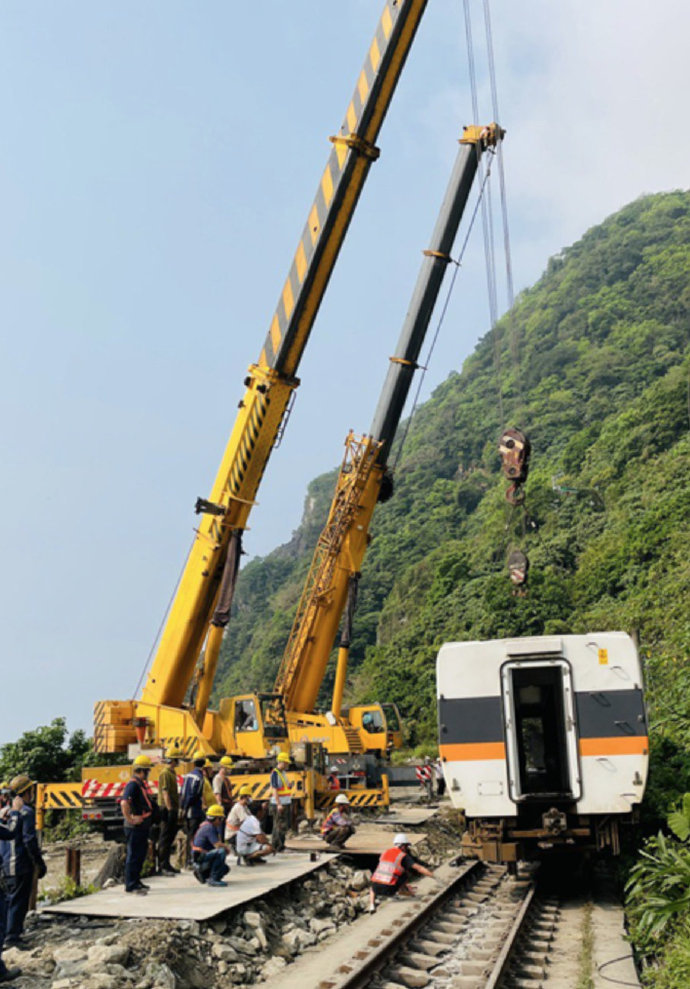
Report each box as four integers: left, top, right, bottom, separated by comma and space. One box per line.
0, 775, 46, 951
0, 818, 21, 983
191, 805, 230, 886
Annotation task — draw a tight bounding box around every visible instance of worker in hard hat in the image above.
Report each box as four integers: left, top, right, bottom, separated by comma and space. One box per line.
120, 755, 155, 894
191, 805, 231, 887
269, 752, 292, 853
225, 785, 253, 853
321, 793, 356, 849
201, 760, 215, 812
212, 756, 234, 816
368, 833, 435, 914
180, 752, 207, 860
156, 746, 182, 877
0, 775, 46, 949
236, 800, 274, 866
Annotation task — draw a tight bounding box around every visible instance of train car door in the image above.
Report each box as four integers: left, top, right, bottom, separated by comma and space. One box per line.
501, 660, 581, 803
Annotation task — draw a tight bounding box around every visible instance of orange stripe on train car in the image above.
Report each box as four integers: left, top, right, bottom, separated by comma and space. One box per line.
579, 736, 648, 756
440, 742, 506, 761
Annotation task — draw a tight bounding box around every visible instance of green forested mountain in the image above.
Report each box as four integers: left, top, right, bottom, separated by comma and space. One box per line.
216, 189, 690, 752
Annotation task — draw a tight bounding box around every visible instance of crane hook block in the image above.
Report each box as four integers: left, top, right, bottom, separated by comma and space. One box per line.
498, 428, 531, 484
508, 549, 529, 587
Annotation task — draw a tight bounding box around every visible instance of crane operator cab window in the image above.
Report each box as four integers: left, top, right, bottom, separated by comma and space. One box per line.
382, 704, 401, 732
502, 660, 580, 804
234, 699, 258, 733
361, 709, 385, 734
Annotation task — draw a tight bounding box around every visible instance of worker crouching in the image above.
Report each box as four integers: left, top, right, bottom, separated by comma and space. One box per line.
368, 833, 434, 913
321, 794, 356, 849
192, 806, 231, 887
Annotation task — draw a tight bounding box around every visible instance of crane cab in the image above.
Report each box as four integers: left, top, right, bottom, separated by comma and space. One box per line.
217, 692, 288, 760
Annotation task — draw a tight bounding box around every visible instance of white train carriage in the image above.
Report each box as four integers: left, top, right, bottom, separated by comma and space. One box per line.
436, 632, 648, 863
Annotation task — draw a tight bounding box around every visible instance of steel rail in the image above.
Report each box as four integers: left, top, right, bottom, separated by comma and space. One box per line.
484, 882, 537, 988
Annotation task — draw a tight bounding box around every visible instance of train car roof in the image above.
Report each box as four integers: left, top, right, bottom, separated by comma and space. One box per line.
436, 631, 642, 699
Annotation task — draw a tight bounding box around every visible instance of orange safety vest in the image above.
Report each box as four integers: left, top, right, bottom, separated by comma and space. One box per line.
371, 847, 406, 886
273, 769, 292, 797
320, 810, 339, 836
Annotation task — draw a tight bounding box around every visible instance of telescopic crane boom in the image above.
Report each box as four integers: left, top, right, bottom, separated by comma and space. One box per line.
273, 123, 504, 754
95, 0, 429, 757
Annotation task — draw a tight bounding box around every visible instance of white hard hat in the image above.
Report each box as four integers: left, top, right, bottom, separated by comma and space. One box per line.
393, 832, 410, 847
334, 794, 350, 805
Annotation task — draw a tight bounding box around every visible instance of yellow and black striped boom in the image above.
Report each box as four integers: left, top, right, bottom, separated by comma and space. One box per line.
134, 0, 428, 722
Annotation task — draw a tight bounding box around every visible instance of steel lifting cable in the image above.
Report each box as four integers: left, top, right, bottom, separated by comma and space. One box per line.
391, 159, 496, 471
131, 536, 196, 699
483, 0, 523, 410
463, 0, 504, 432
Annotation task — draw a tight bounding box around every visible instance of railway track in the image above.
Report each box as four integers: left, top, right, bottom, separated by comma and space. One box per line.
319, 861, 562, 989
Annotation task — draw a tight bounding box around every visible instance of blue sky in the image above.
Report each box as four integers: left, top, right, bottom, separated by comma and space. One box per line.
2, 1, 688, 745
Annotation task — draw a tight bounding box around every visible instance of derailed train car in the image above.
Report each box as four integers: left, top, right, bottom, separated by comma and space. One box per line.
437, 632, 648, 864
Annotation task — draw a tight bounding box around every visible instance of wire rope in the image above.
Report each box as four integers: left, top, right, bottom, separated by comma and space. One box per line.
131, 536, 196, 699
483, 0, 523, 418
464, 0, 504, 431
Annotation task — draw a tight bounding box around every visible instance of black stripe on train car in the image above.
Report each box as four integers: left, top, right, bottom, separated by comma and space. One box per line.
575, 689, 647, 738
254, 784, 270, 799
439, 689, 647, 746
438, 696, 503, 746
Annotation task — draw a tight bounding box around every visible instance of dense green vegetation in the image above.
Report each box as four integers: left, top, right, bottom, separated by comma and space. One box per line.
216, 190, 690, 983
217, 189, 690, 742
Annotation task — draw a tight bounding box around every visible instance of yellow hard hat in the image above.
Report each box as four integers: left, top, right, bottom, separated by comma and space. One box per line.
165, 746, 182, 760
238, 785, 253, 797
204, 759, 213, 768
220, 756, 233, 768
193, 749, 205, 761
206, 804, 225, 818
277, 752, 290, 762
133, 755, 152, 769
9, 774, 35, 795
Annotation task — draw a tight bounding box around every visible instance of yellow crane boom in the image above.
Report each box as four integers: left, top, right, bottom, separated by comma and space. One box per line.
96, 0, 429, 754
274, 124, 504, 726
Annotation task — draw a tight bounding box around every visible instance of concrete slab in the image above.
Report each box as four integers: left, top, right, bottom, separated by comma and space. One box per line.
42, 853, 324, 922
286, 830, 425, 856
371, 807, 437, 826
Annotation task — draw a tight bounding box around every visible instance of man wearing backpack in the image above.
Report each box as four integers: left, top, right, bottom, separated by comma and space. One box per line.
180, 754, 206, 862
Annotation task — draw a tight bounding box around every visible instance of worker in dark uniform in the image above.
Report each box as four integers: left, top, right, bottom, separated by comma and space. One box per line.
120, 755, 155, 895
0, 817, 21, 983
191, 805, 231, 887
0, 775, 46, 948
180, 753, 207, 862
157, 746, 181, 876
368, 833, 434, 913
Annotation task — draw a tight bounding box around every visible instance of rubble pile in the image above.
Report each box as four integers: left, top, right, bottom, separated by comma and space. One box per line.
5, 858, 372, 988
